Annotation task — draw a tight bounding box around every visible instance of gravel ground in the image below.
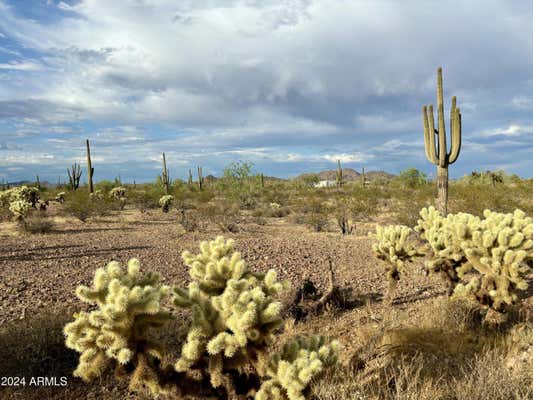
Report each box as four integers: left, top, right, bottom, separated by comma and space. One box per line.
0, 209, 487, 399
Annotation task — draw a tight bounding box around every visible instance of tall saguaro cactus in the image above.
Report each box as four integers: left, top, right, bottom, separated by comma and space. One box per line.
336, 159, 343, 188
161, 152, 170, 194
422, 67, 462, 215
86, 139, 94, 194
197, 166, 203, 190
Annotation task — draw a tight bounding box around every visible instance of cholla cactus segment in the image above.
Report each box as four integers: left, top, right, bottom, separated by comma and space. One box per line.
173, 237, 289, 387
181, 236, 252, 295
158, 194, 174, 213
109, 186, 126, 200
9, 199, 31, 220
64, 258, 171, 382
370, 225, 421, 281
255, 335, 340, 400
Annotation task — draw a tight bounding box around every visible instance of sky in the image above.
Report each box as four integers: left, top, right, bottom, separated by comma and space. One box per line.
1, 0, 533, 183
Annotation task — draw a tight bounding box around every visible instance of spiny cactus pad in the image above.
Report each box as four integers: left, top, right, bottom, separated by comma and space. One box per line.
255, 335, 340, 400
64, 258, 171, 382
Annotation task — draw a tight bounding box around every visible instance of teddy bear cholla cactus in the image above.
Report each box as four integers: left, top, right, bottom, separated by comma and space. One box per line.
173, 236, 288, 393
63, 258, 172, 393
452, 209, 533, 311
256, 335, 340, 400
65, 236, 340, 398
415, 206, 481, 294
159, 194, 173, 213
371, 225, 422, 285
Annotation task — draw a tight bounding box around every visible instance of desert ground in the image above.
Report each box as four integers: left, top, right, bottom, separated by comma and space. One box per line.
0, 176, 532, 400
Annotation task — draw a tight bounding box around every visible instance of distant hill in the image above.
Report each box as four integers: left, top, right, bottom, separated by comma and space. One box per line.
295, 168, 395, 182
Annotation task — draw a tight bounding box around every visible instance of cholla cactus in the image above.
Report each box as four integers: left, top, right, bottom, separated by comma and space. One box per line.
452, 209, 533, 310
158, 194, 174, 213
1, 185, 39, 208
9, 199, 31, 220
415, 207, 480, 293
270, 203, 281, 210
256, 335, 340, 400
55, 191, 66, 203
109, 186, 126, 200
64, 258, 171, 391
173, 236, 288, 391
371, 225, 421, 283
89, 189, 103, 199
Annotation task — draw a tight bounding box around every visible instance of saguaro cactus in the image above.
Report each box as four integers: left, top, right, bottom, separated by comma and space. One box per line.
197, 166, 203, 190
336, 160, 343, 188
161, 152, 170, 194
67, 162, 82, 191
188, 169, 193, 186
422, 67, 462, 215
86, 139, 94, 194
361, 167, 366, 188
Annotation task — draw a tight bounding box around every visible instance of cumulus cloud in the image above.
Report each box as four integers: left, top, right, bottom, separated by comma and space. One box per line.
0, 0, 533, 180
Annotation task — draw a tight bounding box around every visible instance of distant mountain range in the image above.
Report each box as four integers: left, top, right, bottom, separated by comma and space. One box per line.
295, 168, 395, 182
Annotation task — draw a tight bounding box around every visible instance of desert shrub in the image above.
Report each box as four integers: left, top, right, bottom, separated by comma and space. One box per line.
202, 200, 240, 232
0, 185, 40, 221
264, 202, 291, 218
94, 180, 115, 193
19, 211, 54, 234
393, 168, 428, 188
64, 237, 340, 398
177, 208, 202, 232
61, 191, 117, 222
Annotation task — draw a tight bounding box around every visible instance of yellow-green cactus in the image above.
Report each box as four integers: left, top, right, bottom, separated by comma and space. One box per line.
255, 335, 340, 400
371, 225, 421, 283
415, 206, 479, 290
9, 199, 32, 220
452, 209, 533, 310
1, 185, 39, 214
64, 258, 171, 383
158, 194, 174, 213
109, 186, 126, 200
173, 236, 288, 389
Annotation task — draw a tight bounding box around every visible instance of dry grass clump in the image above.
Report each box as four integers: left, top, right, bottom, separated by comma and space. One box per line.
19, 211, 55, 234
308, 297, 532, 400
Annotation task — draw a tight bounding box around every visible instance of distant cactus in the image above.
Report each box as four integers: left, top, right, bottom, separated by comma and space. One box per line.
64, 259, 171, 386
158, 194, 173, 213
256, 335, 340, 400
422, 67, 462, 215
109, 187, 127, 210
86, 139, 94, 194
55, 192, 66, 203
161, 152, 170, 194
197, 166, 204, 190
67, 162, 82, 191
335, 160, 343, 188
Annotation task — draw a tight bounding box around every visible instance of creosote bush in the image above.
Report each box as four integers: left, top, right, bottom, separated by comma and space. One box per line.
65, 236, 340, 399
